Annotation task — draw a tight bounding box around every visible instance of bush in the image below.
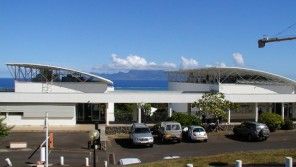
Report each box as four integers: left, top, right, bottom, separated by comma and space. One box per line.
114, 110, 134, 124
168, 112, 201, 126
258, 112, 283, 132
282, 119, 294, 130
0, 117, 12, 137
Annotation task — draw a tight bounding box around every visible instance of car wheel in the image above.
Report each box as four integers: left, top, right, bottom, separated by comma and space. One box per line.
149, 144, 153, 147
247, 134, 252, 141
204, 139, 208, 142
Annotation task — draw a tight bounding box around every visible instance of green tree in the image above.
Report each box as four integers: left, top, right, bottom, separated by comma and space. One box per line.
193, 92, 238, 122
0, 117, 12, 137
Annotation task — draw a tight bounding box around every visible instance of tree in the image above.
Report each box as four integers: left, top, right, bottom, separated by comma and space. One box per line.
193, 92, 238, 123
0, 117, 12, 137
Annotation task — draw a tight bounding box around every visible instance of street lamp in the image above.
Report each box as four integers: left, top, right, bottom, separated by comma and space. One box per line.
89, 130, 100, 167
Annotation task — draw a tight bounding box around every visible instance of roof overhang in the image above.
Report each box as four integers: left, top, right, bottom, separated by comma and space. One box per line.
6, 63, 113, 85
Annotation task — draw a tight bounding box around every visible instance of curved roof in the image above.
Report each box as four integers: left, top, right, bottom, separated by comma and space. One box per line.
170, 67, 296, 86
6, 63, 113, 85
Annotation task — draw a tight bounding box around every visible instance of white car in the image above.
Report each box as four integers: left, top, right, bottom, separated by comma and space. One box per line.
184, 126, 208, 142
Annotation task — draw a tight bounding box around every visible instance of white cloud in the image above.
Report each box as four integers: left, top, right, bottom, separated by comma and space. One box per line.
232, 52, 244, 66
216, 62, 226, 67
92, 54, 177, 73
180, 56, 199, 69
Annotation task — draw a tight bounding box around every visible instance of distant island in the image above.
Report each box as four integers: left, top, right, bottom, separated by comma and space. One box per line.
95, 70, 168, 81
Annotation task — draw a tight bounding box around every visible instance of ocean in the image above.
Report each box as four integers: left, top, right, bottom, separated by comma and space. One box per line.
0, 78, 168, 90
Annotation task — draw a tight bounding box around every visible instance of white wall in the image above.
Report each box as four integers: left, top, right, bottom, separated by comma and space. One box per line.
169, 82, 219, 92
0, 103, 76, 125
15, 81, 109, 93
219, 84, 295, 94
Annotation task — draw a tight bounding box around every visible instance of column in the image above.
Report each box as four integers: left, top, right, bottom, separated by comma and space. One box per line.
281, 103, 285, 120
105, 103, 109, 126
255, 103, 258, 122
168, 103, 172, 117
138, 104, 142, 123
227, 109, 231, 124
293, 103, 296, 120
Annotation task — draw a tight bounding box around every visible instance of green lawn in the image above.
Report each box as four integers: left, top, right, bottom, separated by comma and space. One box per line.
132, 149, 296, 167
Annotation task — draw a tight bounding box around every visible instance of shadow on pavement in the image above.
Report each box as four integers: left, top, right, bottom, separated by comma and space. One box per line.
225, 134, 266, 143
114, 138, 153, 149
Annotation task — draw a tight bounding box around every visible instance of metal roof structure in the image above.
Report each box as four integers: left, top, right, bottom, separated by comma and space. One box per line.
6, 63, 113, 85
169, 67, 296, 86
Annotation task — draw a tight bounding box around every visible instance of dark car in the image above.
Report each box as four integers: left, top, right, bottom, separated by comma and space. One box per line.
233, 121, 270, 141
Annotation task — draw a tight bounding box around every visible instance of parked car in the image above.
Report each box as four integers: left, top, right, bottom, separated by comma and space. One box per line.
129, 123, 154, 147
154, 121, 182, 143
183, 126, 208, 142
233, 121, 270, 141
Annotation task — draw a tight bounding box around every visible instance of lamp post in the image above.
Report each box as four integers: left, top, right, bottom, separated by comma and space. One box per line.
89, 130, 100, 167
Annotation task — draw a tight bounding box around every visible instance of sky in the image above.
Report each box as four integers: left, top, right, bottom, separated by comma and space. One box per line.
1, 0, 296, 78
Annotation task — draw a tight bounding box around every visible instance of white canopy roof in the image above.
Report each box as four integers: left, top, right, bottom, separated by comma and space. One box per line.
170, 67, 296, 86
6, 63, 113, 85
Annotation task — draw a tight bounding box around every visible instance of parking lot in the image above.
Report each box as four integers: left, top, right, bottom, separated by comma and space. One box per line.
1, 130, 296, 167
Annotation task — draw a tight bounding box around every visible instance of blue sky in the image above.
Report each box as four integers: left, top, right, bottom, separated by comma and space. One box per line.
1, 0, 296, 78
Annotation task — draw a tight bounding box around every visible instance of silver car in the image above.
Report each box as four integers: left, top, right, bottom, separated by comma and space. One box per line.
129, 123, 154, 147
184, 126, 208, 142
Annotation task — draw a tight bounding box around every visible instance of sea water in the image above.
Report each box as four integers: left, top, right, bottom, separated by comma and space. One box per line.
0, 78, 168, 90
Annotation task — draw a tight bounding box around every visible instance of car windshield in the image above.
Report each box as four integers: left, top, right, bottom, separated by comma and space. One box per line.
134, 128, 150, 134
166, 124, 181, 131
193, 128, 205, 132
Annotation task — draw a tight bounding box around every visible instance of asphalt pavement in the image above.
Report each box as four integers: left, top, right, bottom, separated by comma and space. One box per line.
0, 130, 296, 167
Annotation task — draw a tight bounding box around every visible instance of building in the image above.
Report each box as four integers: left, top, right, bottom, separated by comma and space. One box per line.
168, 67, 296, 122
0, 63, 115, 125
0, 63, 295, 126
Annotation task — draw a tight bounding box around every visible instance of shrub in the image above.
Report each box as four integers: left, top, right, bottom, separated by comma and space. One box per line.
0, 117, 12, 137
114, 110, 134, 124
258, 112, 283, 132
282, 119, 294, 130
168, 112, 201, 127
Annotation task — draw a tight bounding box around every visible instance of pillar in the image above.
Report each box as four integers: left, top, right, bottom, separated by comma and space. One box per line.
293, 103, 296, 120
138, 104, 142, 123
168, 103, 172, 117
227, 109, 231, 124
105, 103, 109, 126
255, 103, 258, 122
281, 103, 285, 120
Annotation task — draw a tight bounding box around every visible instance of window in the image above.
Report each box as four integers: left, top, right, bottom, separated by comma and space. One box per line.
134, 128, 150, 134
8, 112, 23, 116
193, 128, 205, 132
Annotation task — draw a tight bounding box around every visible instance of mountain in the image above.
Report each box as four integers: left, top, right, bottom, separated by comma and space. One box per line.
95, 70, 168, 81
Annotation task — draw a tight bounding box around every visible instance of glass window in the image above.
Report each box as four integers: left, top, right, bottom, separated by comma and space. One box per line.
171, 124, 180, 130
166, 125, 171, 130
193, 128, 205, 132
8, 112, 23, 116
134, 128, 150, 134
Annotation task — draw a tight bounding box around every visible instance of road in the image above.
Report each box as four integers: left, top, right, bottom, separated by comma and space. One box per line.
0, 130, 296, 166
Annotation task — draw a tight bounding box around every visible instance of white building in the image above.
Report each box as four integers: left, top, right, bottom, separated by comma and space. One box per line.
0, 64, 295, 126
168, 67, 296, 122
0, 63, 115, 125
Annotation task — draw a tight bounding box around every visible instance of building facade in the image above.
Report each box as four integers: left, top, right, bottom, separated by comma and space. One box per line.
0, 64, 295, 126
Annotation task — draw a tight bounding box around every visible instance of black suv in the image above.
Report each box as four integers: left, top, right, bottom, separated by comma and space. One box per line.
233, 121, 270, 141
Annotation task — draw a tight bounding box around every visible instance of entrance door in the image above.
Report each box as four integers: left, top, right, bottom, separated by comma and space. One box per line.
76, 103, 106, 123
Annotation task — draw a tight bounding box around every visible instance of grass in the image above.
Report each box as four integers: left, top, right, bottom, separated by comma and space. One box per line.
132, 149, 296, 167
